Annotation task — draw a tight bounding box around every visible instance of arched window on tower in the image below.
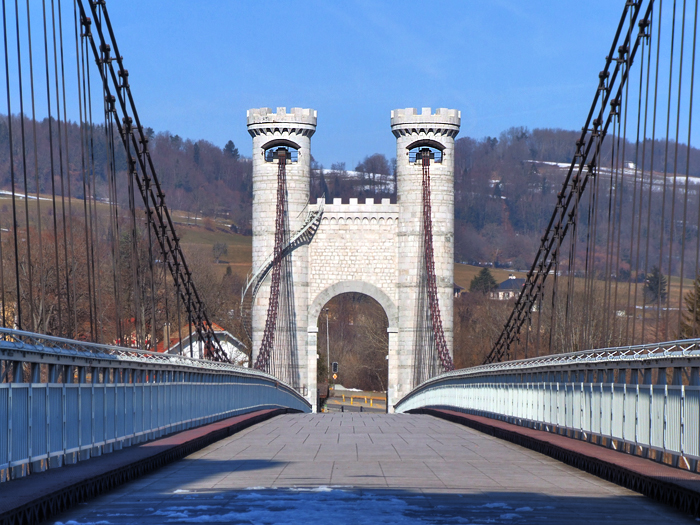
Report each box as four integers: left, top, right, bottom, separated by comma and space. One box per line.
264, 145, 299, 163
408, 145, 442, 164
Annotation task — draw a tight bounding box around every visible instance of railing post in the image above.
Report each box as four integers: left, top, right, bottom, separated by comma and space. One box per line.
642, 368, 653, 458
91, 367, 98, 456
629, 368, 639, 452
7, 363, 13, 479
690, 367, 700, 471
691, 367, 700, 387
140, 367, 146, 439
672, 367, 683, 468
9, 361, 20, 383
45, 367, 51, 468
30, 363, 40, 383
571, 369, 581, 436
607, 369, 615, 448
28, 364, 44, 474
62, 373, 67, 467
657, 367, 668, 461
619, 369, 627, 447
584, 369, 594, 442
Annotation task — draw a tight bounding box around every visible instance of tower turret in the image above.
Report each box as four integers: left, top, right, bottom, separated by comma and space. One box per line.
392, 107, 460, 390
247, 107, 317, 393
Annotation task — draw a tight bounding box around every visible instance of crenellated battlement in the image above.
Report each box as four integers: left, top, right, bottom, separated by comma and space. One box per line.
391, 107, 460, 139
310, 197, 398, 226
247, 107, 317, 138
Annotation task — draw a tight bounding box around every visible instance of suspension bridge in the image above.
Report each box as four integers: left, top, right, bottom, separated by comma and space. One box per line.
1, 0, 700, 523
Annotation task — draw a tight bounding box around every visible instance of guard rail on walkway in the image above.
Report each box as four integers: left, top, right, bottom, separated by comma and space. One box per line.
0, 327, 310, 482
396, 338, 700, 469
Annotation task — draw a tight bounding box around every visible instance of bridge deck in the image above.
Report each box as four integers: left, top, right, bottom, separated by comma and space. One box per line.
51, 414, 693, 524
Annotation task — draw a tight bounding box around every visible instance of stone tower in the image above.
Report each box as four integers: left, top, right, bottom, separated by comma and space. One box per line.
247, 107, 317, 392
247, 106, 458, 411
391, 108, 460, 393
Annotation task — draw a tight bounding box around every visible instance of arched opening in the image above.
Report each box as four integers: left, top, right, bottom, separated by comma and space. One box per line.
263, 144, 299, 163
408, 145, 443, 164
316, 292, 389, 412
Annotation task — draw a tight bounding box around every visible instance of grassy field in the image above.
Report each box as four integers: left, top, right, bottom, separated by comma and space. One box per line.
2, 192, 694, 311
453, 261, 696, 328
454, 264, 527, 291
0, 191, 255, 278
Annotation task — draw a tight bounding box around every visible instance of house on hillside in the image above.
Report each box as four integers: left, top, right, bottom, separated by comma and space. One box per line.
454, 283, 465, 297
490, 274, 526, 301
157, 322, 249, 367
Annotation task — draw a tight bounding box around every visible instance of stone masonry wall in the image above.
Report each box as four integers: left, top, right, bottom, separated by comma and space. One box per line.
308, 197, 399, 317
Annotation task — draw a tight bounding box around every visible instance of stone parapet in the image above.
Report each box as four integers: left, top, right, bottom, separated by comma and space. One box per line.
310, 197, 398, 223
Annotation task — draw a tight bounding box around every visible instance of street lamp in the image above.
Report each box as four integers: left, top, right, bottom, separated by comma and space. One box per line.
324, 307, 330, 385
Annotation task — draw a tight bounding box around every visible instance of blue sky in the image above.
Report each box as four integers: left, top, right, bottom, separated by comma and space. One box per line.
5, 1, 639, 167
102, 1, 633, 167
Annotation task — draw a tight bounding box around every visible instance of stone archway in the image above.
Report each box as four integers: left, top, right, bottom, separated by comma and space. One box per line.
308, 280, 397, 328
307, 281, 399, 412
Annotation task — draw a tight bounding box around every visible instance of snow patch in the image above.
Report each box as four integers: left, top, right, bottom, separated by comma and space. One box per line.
482, 502, 511, 509
289, 485, 334, 492
55, 522, 111, 525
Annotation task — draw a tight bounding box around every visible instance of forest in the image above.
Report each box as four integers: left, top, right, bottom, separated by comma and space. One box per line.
2, 113, 700, 390
3, 115, 699, 271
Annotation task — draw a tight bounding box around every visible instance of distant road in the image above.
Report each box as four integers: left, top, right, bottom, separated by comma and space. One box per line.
324, 390, 387, 413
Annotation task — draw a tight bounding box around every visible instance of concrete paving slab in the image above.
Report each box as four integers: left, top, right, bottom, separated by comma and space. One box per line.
47, 413, 697, 524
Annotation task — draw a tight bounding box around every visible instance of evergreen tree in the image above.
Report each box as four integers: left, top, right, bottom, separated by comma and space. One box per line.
193, 142, 200, 165
212, 242, 228, 263
469, 267, 498, 294
643, 266, 667, 304
224, 140, 239, 161
681, 274, 700, 338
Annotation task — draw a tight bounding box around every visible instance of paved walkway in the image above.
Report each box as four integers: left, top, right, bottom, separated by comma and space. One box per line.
51, 414, 695, 524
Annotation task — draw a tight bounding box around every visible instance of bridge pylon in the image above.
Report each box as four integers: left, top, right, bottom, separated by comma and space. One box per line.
247, 107, 317, 389
246, 107, 459, 411
391, 108, 460, 387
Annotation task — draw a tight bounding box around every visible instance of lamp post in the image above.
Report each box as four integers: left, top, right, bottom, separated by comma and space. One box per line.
324, 307, 330, 385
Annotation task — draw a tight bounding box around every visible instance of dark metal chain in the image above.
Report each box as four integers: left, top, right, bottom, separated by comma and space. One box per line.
76, 0, 226, 360
422, 153, 454, 372
255, 151, 287, 371
485, 0, 651, 364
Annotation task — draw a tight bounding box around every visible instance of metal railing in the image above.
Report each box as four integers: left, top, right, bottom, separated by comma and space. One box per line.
0, 328, 310, 481
396, 338, 700, 467
242, 197, 324, 304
